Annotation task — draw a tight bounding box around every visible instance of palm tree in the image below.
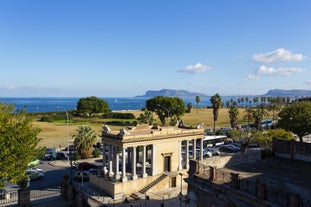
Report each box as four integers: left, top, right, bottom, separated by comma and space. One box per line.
229, 105, 239, 128
195, 96, 201, 114
252, 105, 269, 130
243, 107, 254, 126
73, 126, 98, 159
210, 93, 223, 133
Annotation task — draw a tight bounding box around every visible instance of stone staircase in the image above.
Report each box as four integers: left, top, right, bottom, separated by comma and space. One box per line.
131, 174, 168, 200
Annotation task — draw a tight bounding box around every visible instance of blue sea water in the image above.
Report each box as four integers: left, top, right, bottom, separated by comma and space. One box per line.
0, 96, 241, 113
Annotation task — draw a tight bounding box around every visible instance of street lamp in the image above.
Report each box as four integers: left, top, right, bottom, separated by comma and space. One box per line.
157, 104, 171, 125
57, 106, 69, 159
179, 172, 183, 207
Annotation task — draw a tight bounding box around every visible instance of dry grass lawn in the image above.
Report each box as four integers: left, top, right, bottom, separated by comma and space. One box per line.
34, 108, 270, 148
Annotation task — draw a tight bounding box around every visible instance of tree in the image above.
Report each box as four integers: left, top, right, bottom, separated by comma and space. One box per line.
0, 103, 41, 188
252, 105, 269, 130
186, 102, 193, 113
278, 101, 311, 143
195, 96, 200, 114
146, 96, 186, 126
210, 93, 223, 133
228, 105, 239, 128
76, 96, 110, 116
243, 107, 254, 125
138, 110, 154, 125
73, 126, 98, 159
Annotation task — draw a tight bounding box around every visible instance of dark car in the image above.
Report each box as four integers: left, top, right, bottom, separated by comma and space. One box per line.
77, 162, 98, 171
0, 189, 8, 199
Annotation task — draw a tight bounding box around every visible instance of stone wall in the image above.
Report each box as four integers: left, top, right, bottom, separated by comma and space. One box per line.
273, 138, 311, 162
188, 157, 311, 207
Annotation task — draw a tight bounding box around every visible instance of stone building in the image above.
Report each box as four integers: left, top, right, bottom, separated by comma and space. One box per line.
89, 123, 205, 199
186, 140, 311, 207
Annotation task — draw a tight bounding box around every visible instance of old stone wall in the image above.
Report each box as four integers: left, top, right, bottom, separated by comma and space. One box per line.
273, 138, 311, 162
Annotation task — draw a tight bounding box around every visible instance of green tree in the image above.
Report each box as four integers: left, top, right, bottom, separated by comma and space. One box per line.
195, 96, 200, 114
252, 105, 269, 130
138, 110, 154, 125
210, 93, 223, 133
0, 103, 41, 188
228, 105, 239, 128
243, 107, 254, 125
146, 96, 186, 126
186, 102, 193, 113
76, 96, 110, 116
278, 101, 311, 143
73, 126, 98, 159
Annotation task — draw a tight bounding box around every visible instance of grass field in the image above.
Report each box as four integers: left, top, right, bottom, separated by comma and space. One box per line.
33, 108, 270, 148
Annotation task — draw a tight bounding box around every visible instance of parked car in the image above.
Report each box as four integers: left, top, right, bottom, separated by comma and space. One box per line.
219, 145, 240, 153
77, 162, 98, 171
26, 169, 44, 180
27, 167, 43, 172
27, 159, 40, 167
205, 147, 220, 156
73, 171, 90, 181
0, 189, 8, 199
64, 145, 75, 151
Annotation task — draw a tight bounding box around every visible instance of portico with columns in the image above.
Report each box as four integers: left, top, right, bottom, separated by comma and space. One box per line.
90, 124, 205, 199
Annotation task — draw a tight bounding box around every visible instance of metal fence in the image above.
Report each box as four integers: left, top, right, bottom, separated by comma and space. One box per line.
0, 185, 61, 207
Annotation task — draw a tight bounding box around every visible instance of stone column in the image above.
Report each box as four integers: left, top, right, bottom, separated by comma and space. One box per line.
108, 145, 113, 177
142, 145, 148, 178
230, 173, 240, 189
114, 146, 120, 181
102, 143, 107, 175
132, 146, 138, 180
200, 138, 204, 160
185, 140, 189, 169
178, 141, 183, 171
193, 139, 197, 159
122, 147, 127, 182
151, 144, 157, 176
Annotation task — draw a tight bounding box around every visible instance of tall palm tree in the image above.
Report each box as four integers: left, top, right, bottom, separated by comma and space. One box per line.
252, 105, 269, 130
73, 126, 98, 159
195, 96, 201, 114
229, 105, 239, 128
210, 93, 223, 133
243, 107, 254, 126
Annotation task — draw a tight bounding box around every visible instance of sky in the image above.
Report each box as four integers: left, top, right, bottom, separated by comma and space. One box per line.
0, 0, 310, 97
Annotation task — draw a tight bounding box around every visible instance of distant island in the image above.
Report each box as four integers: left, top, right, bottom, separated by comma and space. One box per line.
263, 89, 311, 97
137, 89, 311, 99
137, 89, 209, 98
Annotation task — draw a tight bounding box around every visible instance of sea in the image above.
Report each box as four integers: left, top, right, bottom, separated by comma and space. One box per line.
0, 96, 244, 113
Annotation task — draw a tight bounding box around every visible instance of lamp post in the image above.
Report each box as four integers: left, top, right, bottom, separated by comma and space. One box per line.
68, 150, 74, 183
179, 172, 183, 207
57, 106, 69, 160
157, 104, 171, 125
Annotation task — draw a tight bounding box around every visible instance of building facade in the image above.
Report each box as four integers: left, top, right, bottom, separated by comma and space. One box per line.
89, 124, 205, 199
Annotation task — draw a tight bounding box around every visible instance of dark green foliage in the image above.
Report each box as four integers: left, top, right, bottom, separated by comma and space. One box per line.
0, 102, 41, 188
103, 112, 135, 119
278, 101, 311, 143
146, 96, 186, 125
138, 110, 154, 125
76, 96, 110, 116
186, 103, 193, 113
92, 148, 101, 158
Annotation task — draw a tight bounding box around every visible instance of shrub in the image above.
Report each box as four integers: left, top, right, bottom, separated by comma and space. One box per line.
103, 112, 135, 119
92, 148, 101, 158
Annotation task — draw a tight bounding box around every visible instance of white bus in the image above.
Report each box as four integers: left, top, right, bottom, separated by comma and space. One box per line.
203, 135, 227, 147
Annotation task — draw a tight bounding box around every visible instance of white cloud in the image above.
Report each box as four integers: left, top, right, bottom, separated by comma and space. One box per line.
306, 80, 311, 84
251, 48, 305, 63
242, 74, 260, 80
178, 63, 211, 74
256, 65, 305, 76
0, 84, 18, 90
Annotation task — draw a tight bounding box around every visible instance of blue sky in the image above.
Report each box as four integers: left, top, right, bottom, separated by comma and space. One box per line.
0, 0, 310, 97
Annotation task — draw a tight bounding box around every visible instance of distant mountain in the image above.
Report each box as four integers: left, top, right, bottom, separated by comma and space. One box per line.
264, 89, 311, 97
137, 89, 208, 98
